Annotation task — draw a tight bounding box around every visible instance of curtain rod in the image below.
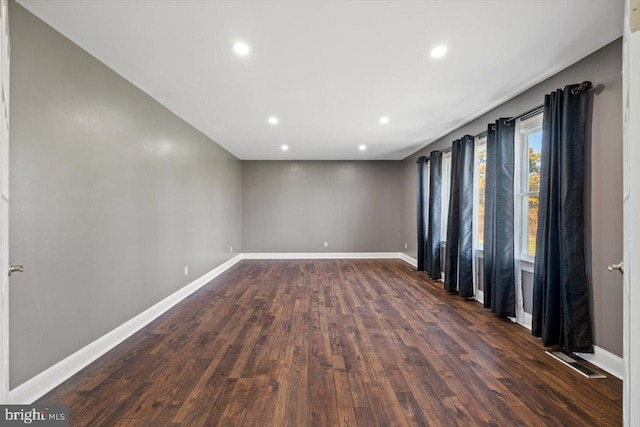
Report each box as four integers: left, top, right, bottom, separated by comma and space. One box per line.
417, 81, 603, 163
504, 104, 544, 124
474, 129, 489, 139
504, 81, 602, 124
418, 146, 453, 162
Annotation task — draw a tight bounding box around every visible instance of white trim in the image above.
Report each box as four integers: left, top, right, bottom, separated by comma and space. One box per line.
473, 249, 484, 304
519, 311, 533, 330
512, 312, 622, 379
8, 254, 244, 404
1, 0, 10, 404
241, 252, 401, 260
520, 260, 535, 273
576, 346, 624, 380
399, 253, 417, 267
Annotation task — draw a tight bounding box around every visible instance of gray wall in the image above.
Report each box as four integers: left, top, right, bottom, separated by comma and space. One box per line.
9, 2, 241, 388
401, 39, 624, 357
242, 161, 402, 253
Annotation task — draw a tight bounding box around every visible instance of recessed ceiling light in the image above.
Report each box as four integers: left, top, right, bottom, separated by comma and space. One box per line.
359, 145, 367, 151
281, 144, 289, 151
379, 116, 389, 125
233, 42, 250, 56
430, 45, 447, 59
268, 117, 279, 125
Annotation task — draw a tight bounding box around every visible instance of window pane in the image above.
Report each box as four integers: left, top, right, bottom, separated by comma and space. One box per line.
477, 147, 486, 246
526, 194, 539, 256
441, 152, 452, 241
527, 131, 542, 193
525, 129, 542, 257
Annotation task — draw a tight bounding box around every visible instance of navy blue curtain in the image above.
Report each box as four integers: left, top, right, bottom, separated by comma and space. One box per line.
417, 156, 429, 271
444, 135, 475, 296
532, 84, 594, 353
483, 119, 516, 317
426, 151, 442, 280
445, 141, 460, 292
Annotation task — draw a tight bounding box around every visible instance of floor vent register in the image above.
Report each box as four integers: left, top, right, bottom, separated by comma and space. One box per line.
546, 351, 606, 379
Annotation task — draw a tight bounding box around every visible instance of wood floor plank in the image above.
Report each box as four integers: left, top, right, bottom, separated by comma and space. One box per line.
36, 259, 622, 426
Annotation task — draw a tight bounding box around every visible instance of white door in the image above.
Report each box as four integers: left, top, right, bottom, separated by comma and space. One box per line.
623, 1, 639, 425
0, 0, 9, 404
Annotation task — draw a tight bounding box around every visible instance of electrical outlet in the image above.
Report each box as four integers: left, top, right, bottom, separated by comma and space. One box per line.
324, 242, 328, 248
230, 246, 233, 253
184, 266, 189, 276
404, 243, 408, 249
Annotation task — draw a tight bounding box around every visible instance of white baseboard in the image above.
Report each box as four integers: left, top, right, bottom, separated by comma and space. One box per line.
241, 252, 402, 260
399, 253, 417, 267
474, 289, 484, 304
515, 312, 533, 331
512, 315, 622, 379
576, 346, 624, 380
8, 255, 244, 404
511, 314, 622, 379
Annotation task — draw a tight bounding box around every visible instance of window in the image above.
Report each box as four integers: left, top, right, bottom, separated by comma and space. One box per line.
472, 135, 487, 302
515, 114, 543, 260
441, 150, 452, 241
474, 136, 487, 248
422, 160, 430, 225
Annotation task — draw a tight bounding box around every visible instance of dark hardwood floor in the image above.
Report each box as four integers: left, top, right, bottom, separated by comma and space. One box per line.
37, 259, 622, 426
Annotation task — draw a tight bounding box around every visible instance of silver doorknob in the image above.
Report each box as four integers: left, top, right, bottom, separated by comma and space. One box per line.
607, 262, 624, 274
8, 264, 24, 276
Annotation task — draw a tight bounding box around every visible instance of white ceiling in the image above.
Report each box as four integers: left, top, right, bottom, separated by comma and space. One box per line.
17, 1, 623, 160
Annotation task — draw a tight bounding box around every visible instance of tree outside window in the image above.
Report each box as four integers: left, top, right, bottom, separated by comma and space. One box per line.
525, 131, 542, 256
476, 146, 487, 246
